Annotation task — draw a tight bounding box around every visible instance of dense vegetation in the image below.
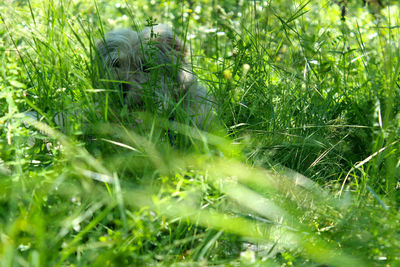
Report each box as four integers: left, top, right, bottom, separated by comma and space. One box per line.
1, 0, 399, 266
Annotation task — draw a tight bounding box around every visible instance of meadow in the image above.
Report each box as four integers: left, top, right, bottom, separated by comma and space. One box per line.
1, 0, 399, 266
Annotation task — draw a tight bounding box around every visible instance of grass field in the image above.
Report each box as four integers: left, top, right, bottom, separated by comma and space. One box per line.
1, 0, 400, 266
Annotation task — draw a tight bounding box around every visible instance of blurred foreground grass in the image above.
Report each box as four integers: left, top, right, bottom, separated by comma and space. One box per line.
1, 0, 400, 266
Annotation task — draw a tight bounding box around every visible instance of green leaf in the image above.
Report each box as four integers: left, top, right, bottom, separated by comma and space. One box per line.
9, 80, 27, 89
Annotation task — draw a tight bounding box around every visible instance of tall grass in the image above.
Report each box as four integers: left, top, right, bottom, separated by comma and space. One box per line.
0, 0, 399, 266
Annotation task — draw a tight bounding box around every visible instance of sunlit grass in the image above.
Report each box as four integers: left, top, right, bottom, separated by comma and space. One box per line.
0, 0, 399, 266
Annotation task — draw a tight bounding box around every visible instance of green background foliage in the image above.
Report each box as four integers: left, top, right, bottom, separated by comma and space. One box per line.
0, 0, 399, 266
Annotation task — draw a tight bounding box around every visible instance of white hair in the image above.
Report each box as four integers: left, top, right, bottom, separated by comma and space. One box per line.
96, 24, 215, 128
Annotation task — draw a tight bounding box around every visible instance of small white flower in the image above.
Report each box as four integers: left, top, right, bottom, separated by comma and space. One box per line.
243, 63, 250, 73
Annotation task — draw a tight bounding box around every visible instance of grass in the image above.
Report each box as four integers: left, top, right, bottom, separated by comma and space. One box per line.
1, 0, 400, 266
